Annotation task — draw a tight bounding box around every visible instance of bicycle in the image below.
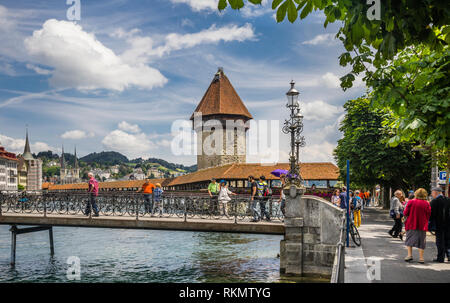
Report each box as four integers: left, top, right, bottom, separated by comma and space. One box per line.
347, 220, 361, 246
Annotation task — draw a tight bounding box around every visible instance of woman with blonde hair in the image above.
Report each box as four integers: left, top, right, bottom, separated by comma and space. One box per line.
404, 188, 431, 264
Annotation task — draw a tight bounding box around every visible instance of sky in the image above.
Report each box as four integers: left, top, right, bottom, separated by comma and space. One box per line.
0, 0, 366, 166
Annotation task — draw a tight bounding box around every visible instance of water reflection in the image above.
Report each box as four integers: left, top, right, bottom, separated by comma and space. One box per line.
0, 225, 319, 283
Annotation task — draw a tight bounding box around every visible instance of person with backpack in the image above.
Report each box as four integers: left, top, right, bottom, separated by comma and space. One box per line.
353, 190, 363, 228
256, 176, 271, 221
389, 190, 405, 240
249, 175, 261, 222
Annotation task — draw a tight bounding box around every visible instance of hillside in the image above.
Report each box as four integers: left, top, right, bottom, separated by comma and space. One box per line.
80, 151, 128, 165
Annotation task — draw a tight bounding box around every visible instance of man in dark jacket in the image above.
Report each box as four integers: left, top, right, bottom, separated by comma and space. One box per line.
430, 187, 450, 263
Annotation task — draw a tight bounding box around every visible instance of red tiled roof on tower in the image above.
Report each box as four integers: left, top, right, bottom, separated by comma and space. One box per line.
190, 68, 253, 120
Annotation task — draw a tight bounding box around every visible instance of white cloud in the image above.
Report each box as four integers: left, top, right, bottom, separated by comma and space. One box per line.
116, 23, 256, 63
321, 72, 341, 88
241, 0, 272, 18
102, 129, 153, 159
302, 34, 338, 46
169, 0, 217, 12
302, 100, 342, 121
300, 141, 336, 163
26, 64, 52, 75
0, 133, 56, 154
24, 19, 168, 92
118, 121, 141, 134
181, 18, 194, 27
61, 130, 95, 140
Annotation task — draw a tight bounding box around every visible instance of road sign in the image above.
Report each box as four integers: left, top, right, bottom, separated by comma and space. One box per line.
438, 171, 449, 184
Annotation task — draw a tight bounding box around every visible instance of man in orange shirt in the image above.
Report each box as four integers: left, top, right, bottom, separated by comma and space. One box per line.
364, 191, 370, 207
137, 179, 156, 215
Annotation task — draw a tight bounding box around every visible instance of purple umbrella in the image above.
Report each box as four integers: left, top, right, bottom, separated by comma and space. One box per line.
270, 169, 289, 177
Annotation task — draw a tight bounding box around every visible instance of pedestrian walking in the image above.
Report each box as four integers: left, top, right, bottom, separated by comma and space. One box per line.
278, 174, 286, 219
331, 189, 341, 207
218, 180, 236, 218
338, 186, 347, 210
249, 176, 261, 222
85, 172, 99, 217
137, 179, 155, 215
364, 191, 370, 207
208, 178, 220, 214
388, 190, 404, 240
430, 187, 450, 263
353, 190, 363, 228
256, 176, 271, 221
404, 188, 431, 264
153, 183, 164, 216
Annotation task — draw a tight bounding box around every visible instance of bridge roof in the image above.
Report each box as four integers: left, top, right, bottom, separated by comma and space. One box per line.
48, 178, 170, 191
168, 162, 339, 186
46, 162, 339, 191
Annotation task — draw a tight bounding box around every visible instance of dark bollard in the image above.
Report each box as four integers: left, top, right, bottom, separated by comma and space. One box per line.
49, 227, 54, 256
135, 200, 139, 221
184, 201, 187, 222
10, 225, 17, 266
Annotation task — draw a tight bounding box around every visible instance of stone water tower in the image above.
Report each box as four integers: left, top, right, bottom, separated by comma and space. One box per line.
191, 68, 253, 170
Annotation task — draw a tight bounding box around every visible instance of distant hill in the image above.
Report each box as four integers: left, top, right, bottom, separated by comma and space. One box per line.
80, 151, 129, 165
36, 150, 197, 176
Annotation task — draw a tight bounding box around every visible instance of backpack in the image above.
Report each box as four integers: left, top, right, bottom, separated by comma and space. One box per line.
355, 197, 362, 210
256, 181, 270, 198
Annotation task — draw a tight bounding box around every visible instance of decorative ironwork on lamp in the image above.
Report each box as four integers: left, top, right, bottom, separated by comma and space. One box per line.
282, 80, 305, 187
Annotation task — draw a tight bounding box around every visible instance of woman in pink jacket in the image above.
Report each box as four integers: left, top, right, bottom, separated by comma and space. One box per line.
403, 188, 431, 264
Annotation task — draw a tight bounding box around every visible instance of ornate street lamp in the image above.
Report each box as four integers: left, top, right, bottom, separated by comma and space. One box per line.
282, 80, 305, 188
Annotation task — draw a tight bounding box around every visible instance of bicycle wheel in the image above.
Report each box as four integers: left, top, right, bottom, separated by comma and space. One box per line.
350, 223, 361, 246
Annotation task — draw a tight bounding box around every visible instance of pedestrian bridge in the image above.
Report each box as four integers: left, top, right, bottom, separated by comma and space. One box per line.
0, 192, 284, 235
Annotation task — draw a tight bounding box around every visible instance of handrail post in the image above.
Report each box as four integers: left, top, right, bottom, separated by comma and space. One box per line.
136, 199, 139, 221
44, 198, 47, 218
234, 199, 238, 224
184, 199, 187, 222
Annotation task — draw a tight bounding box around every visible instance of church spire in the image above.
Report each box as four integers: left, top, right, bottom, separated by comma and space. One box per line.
22, 127, 34, 161
24, 128, 31, 154
74, 146, 78, 169
61, 145, 66, 169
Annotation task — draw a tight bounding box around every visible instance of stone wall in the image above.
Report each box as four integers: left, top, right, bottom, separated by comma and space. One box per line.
280, 191, 344, 278
196, 122, 247, 170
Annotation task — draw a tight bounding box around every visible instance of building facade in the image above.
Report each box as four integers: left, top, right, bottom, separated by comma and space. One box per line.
0, 143, 18, 191
191, 68, 252, 170
60, 146, 80, 184
16, 130, 42, 191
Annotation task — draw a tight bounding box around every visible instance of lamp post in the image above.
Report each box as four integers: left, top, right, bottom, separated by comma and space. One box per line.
282, 80, 305, 188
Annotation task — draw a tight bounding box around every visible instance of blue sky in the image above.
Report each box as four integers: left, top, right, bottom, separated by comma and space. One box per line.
0, 0, 365, 165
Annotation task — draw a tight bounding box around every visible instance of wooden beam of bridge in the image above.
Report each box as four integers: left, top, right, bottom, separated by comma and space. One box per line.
0, 214, 284, 235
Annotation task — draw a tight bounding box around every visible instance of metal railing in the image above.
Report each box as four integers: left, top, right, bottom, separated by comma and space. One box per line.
330, 215, 346, 283
0, 192, 284, 223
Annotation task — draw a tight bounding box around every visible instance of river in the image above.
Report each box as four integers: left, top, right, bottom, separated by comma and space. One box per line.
0, 225, 327, 283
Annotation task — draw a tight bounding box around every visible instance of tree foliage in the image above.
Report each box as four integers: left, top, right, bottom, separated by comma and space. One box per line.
334, 97, 430, 193
218, 0, 449, 88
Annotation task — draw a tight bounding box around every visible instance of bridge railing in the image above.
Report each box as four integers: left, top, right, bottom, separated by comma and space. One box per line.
0, 192, 284, 223
330, 215, 346, 283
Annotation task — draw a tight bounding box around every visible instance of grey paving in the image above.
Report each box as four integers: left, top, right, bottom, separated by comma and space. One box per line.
347, 207, 450, 283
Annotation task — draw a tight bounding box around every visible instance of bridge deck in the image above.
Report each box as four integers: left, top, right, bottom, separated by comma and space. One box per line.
0, 213, 284, 235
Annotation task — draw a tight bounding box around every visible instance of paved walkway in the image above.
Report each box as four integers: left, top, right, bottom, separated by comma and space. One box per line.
345, 207, 450, 283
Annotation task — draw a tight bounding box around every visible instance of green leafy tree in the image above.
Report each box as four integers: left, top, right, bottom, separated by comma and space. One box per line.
218, 0, 449, 88
367, 44, 450, 195
334, 97, 431, 207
